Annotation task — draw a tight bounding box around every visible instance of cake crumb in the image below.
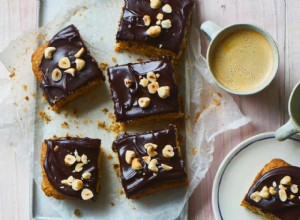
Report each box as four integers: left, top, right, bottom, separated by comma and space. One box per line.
71, 108, 78, 118
97, 120, 106, 128
192, 147, 198, 155
102, 108, 109, 114
113, 163, 120, 169
25, 96, 29, 101
110, 202, 115, 206
120, 189, 125, 195
213, 99, 220, 106
194, 112, 201, 123
112, 57, 117, 63
39, 110, 51, 123
108, 112, 115, 120
137, 58, 144, 62
74, 208, 81, 217
83, 119, 89, 125
9, 72, 15, 78
99, 62, 108, 71
22, 84, 28, 91
106, 153, 113, 159
217, 92, 222, 97
110, 122, 124, 135
61, 122, 69, 129
113, 163, 120, 177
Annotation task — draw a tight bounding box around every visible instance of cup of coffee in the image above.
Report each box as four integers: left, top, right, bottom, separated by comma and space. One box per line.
275, 82, 300, 141
200, 21, 279, 95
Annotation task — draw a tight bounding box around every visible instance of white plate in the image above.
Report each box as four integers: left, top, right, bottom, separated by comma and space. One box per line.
212, 132, 300, 220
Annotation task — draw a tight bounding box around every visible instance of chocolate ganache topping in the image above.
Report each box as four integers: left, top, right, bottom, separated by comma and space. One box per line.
39, 25, 105, 106
116, 0, 194, 53
246, 166, 300, 220
44, 137, 101, 200
112, 124, 186, 198
107, 58, 180, 122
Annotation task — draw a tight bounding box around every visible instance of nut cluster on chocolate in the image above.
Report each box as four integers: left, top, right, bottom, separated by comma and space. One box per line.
112, 124, 186, 198
116, 0, 195, 53
246, 166, 300, 219
107, 59, 180, 122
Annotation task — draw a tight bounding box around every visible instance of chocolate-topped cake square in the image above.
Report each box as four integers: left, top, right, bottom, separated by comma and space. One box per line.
112, 124, 187, 199
241, 159, 300, 219
41, 137, 101, 200
107, 58, 183, 124
32, 25, 105, 111
115, 0, 194, 60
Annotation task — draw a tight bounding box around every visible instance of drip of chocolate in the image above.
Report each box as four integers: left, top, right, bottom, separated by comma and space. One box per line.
246, 166, 300, 219
116, 0, 194, 53
112, 124, 186, 198
39, 25, 105, 106
107, 58, 180, 122
43, 137, 101, 200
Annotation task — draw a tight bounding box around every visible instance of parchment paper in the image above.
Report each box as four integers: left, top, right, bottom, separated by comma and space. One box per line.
0, 0, 250, 219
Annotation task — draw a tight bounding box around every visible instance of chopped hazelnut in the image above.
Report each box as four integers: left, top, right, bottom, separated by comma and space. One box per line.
161, 19, 172, 29
139, 77, 149, 87
162, 4, 172, 13
148, 82, 159, 94
64, 154, 76, 166
132, 158, 143, 171
74, 47, 85, 58
58, 57, 71, 69
44, 47, 56, 59
157, 86, 170, 99
146, 26, 161, 38
148, 159, 158, 172
161, 163, 173, 171
52, 68, 62, 81
75, 58, 86, 71
150, 0, 162, 9
124, 78, 133, 88
146, 71, 157, 82
162, 145, 174, 158
125, 150, 136, 164
138, 97, 151, 108
81, 188, 94, 200
64, 68, 76, 77
143, 15, 151, 26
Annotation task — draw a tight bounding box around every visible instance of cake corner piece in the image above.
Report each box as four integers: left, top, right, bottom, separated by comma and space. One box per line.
41, 137, 101, 200
115, 0, 195, 61
241, 158, 300, 219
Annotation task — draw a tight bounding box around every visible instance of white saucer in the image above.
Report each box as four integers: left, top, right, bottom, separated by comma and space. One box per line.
212, 132, 300, 220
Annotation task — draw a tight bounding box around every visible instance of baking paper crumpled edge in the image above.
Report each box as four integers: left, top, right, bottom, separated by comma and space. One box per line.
0, 0, 250, 219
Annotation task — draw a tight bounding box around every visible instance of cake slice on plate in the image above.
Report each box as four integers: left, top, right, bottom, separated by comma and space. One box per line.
241, 158, 300, 220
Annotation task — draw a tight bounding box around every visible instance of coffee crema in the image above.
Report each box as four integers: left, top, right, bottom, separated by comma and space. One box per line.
210, 29, 274, 93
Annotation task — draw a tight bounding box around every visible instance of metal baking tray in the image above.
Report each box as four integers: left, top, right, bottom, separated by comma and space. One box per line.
30, 0, 188, 219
